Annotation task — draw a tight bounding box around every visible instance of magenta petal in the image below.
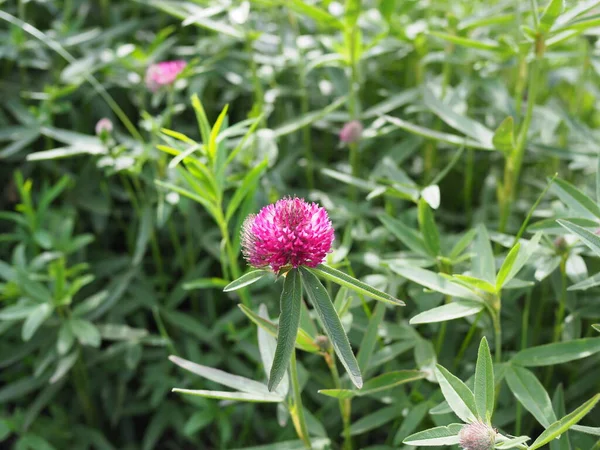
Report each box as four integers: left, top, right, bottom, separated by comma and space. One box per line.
241, 197, 335, 272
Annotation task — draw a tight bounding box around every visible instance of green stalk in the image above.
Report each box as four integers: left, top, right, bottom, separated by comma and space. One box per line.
326, 349, 352, 450
290, 351, 312, 449
300, 68, 314, 189
453, 310, 483, 370
492, 310, 502, 363
347, 24, 361, 195
72, 354, 96, 426
552, 256, 568, 343
499, 38, 544, 233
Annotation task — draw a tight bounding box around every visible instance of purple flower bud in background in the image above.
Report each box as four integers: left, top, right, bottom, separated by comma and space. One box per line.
339, 120, 363, 144
95, 118, 113, 136
145, 60, 187, 92
458, 422, 496, 450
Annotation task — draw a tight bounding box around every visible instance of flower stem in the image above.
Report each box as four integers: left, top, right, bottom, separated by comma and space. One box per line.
290, 350, 312, 449
499, 37, 543, 233
553, 256, 568, 343
326, 349, 352, 450
492, 309, 502, 363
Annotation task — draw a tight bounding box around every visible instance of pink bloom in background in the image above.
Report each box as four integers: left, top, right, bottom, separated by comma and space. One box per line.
241, 197, 335, 272
95, 118, 113, 135
145, 60, 187, 92
339, 120, 363, 144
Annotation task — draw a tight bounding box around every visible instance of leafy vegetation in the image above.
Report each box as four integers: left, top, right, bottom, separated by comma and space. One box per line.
1, 0, 600, 449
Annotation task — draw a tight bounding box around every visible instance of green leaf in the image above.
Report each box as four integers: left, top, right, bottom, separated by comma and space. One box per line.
499, 232, 541, 289
238, 304, 320, 353
319, 370, 425, 399
357, 301, 386, 373
169, 355, 272, 395
22, 304, 54, 341
410, 301, 484, 325
133, 206, 153, 266
429, 31, 502, 52
172, 388, 283, 403
557, 219, 600, 257
183, 278, 229, 290
225, 159, 268, 222
418, 198, 440, 256
403, 424, 463, 446
348, 405, 399, 436
453, 275, 497, 294
593, 324, 600, 332
389, 264, 483, 301
552, 178, 600, 220
495, 435, 531, 448
423, 88, 495, 148
539, 0, 564, 33
505, 365, 556, 428
257, 304, 289, 397
473, 224, 496, 284
512, 338, 600, 367
529, 394, 600, 450
495, 243, 521, 290
571, 425, 600, 436
223, 270, 269, 292
344, 0, 361, 28
50, 352, 78, 384
492, 116, 515, 154
378, 214, 430, 257
69, 319, 101, 348
435, 365, 478, 423
268, 269, 302, 392
273, 96, 347, 138
300, 267, 362, 389
474, 337, 495, 424
288, 0, 344, 29
384, 115, 494, 150
310, 264, 404, 306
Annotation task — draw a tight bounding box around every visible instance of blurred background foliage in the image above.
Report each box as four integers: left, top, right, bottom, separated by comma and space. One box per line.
1, 0, 600, 449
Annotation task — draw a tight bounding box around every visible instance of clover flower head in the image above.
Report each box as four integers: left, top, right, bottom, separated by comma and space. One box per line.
241, 197, 335, 272
458, 422, 496, 450
145, 60, 187, 92
95, 118, 113, 136
339, 120, 363, 144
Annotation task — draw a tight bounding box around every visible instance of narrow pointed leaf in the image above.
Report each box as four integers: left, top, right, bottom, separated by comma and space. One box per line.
268, 269, 302, 391
300, 267, 362, 388
557, 219, 600, 257
512, 337, 600, 367
474, 337, 495, 423
418, 198, 440, 256
435, 365, 478, 423
172, 388, 283, 403
238, 304, 320, 353
506, 365, 558, 428
319, 370, 425, 399
223, 270, 269, 292
257, 305, 289, 397
169, 355, 271, 395
311, 264, 404, 306
389, 264, 483, 301
529, 394, 600, 450
474, 224, 496, 284
410, 301, 484, 324
403, 424, 463, 446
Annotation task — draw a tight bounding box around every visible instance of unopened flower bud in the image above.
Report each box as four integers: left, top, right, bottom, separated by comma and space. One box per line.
95, 118, 113, 136
458, 422, 496, 450
314, 335, 329, 351
554, 236, 567, 252
339, 120, 363, 144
